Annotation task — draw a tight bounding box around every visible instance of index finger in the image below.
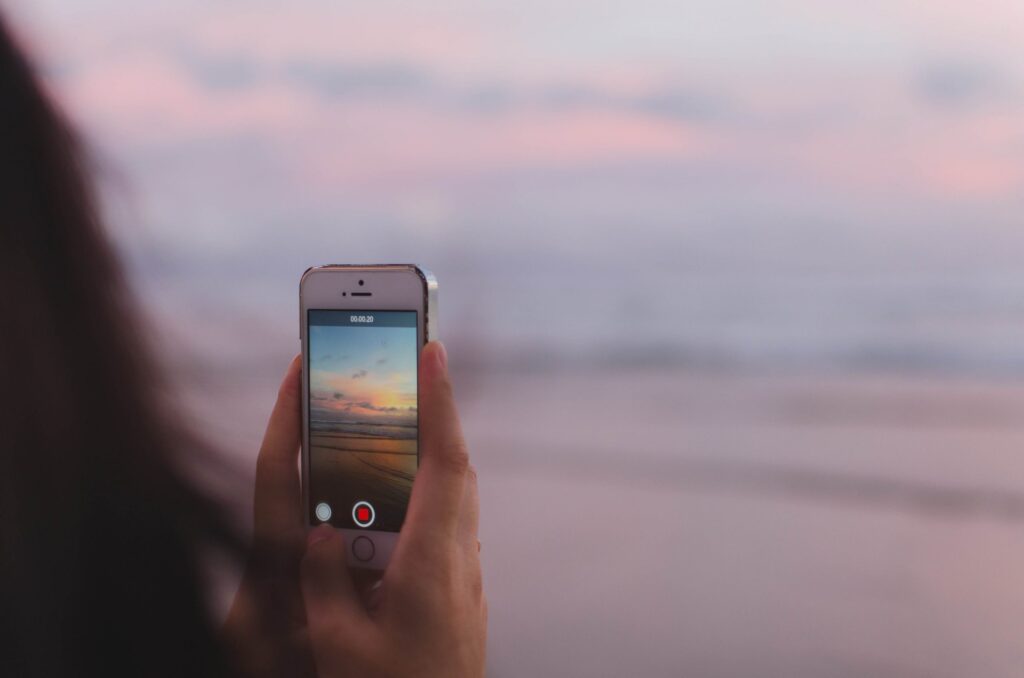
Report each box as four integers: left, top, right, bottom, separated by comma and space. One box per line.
253, 354, 303, 547
402, 342, 470, 543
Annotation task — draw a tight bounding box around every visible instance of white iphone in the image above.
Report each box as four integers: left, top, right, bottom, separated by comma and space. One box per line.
300, 265, 437, 569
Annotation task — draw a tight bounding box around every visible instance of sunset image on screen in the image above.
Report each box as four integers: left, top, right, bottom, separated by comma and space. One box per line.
308, 311, 418, 532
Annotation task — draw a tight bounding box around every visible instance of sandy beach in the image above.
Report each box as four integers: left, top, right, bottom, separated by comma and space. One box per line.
309, 432, 416, 531
183, 363, 1024, 677
463, 369, 1024, 678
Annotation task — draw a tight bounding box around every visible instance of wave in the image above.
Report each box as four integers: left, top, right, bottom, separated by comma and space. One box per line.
311, 419, 418, 439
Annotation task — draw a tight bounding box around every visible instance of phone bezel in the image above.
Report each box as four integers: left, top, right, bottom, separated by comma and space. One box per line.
299, 264, 432, 569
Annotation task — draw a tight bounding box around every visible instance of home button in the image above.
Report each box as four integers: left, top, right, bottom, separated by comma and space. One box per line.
352, 536, 375, 562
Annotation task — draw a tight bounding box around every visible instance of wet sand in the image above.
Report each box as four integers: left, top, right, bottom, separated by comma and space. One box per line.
309, 432, 416, 531
184, 365, 1024, 677
461, 369, 1024, 678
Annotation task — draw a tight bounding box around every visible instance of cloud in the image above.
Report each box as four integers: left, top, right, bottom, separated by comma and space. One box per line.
376, 357, 388, 365
322, 398, 416, 414
283, 60, 433, 99
913, 60, 1012, 109
358, 402, 416, 413
180, 51, 263, 91
351, 369, 368, 379
332, 391, 344, 400
631, 89, 733, 123
176, 46, 436, 100
173, 46, 735, 125
539, 83, 733, 123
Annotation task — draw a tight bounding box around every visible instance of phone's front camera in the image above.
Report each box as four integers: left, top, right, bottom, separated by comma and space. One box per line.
358, 279, 365, 286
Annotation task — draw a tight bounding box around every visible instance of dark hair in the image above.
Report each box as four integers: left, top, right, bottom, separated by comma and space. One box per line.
0, 14, 240, 676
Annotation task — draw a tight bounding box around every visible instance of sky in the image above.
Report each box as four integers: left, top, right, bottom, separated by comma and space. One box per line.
8, 0, 1024, 371
309, 323, 418, 427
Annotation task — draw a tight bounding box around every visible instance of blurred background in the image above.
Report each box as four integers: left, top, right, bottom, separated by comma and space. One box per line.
11, 0, 1024, 675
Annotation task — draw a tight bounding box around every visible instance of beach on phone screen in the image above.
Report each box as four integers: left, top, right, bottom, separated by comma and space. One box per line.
308, 318, 418, 531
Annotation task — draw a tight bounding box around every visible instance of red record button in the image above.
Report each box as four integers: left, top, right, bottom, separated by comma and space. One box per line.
352, 501, 375, 528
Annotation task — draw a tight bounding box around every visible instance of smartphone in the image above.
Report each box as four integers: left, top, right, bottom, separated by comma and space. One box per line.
300, 264, 437, 569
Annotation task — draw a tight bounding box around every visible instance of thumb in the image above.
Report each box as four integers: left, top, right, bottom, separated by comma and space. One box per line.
301, 526, 370, 667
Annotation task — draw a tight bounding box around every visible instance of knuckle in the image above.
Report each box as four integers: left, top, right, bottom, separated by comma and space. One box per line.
468, 570, 484, 601
437, 440, 470, 476
435, 373, 456, 400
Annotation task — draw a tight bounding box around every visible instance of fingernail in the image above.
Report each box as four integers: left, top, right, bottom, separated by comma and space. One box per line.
307, 524, 334, 547
433, 341, 448, 373
367, 578, 384, 612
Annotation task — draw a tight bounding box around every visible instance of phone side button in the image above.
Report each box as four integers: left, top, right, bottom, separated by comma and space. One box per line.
352, 536, 375, 562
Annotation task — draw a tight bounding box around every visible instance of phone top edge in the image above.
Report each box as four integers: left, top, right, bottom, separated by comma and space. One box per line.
300, 264, 420, 288
300, 264, 437, 342
305, 263, 424, 273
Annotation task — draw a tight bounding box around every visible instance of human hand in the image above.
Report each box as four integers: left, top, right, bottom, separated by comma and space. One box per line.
224, 355, 315, 677
301, 341, 487, 678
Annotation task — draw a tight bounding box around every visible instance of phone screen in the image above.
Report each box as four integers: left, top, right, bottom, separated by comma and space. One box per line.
306, 310, 419, 532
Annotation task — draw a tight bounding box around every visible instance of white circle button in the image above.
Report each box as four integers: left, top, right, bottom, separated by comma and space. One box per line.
315, 502, 332, 522
352, 501, 375, 528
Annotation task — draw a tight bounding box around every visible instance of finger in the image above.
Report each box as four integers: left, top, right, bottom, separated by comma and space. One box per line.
300, 526, 369, 662
254, 355, 303, 546
404, 341, 470, 543
457, 464, 480, 552
349, 571, 385, 613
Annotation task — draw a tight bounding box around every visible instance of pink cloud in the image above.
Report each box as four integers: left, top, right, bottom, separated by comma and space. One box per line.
26, 0, 1024, 208
58, 55, 313, 142
190, 7, 496, 74
289, 104, 710, 192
